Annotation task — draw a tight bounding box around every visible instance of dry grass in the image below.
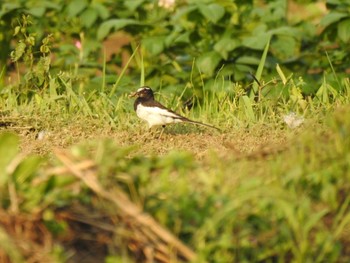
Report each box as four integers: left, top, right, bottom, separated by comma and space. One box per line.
2, 115, 290, 161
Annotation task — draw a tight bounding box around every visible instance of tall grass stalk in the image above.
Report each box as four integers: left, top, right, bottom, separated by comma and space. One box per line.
109, 44, 140, 97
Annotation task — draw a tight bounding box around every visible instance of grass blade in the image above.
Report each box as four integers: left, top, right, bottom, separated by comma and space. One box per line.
101, 47, 107, 93
109, 44, 139, 97
251, 36, 271, 97
240, 95, 256, 122
276, 63, 287, 85
325, 50, 341, 90
140, 47, 144, 87
0, 227, 25, 263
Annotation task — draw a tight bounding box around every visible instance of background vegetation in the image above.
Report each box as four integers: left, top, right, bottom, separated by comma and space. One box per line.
1, 0, 350, 262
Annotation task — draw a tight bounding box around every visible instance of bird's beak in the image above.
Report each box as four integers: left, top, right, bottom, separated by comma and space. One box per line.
129, 91, 138, 98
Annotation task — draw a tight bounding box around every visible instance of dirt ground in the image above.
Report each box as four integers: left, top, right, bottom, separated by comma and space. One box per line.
1, 114, 290, 162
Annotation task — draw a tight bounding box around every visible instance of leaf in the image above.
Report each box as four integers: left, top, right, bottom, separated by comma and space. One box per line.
67, 0, 88, 17
0, 227, 24, 263
234, 64, 254, 80
236, 56, 261, 65
196, 51, 222, 76
199, 3, 225, 23
269, 26, 300, 37
13, 156, 43, 187
320, 12, 348, 27
80, 8, 98, 28
304, 208, 329, 235
214, 36, 240, 59
36, 56, 51, 73
125, 0, 146, 11
10, 41, 26, 62
0, 133, 19, 186
93, 2, 110, 19
338, 18, 350, 42
316, 76, 338, 103
97, 19, 139, 40
326, 0, 343, 4
142, 36, 166, 55
27, 7, 46, 17
174, 32, 191, 44
271, 34, 298, 60
13, 26, 20, 36
335, 212, 350, 244
242, 32, 271, 50
0, 3, 21, 18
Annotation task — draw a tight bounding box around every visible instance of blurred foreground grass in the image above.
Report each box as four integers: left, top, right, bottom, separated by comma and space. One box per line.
1, 105, 350, 263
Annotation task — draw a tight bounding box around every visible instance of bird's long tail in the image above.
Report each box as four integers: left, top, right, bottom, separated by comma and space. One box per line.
182, 118, 221, 131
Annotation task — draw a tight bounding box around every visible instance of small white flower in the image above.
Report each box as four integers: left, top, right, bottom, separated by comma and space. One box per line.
158, 0, 175, 9
283, 112, 304, 129
36, 130, 49, 140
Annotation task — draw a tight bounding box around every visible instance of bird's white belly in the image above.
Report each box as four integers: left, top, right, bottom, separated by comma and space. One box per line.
136, 104, 182, 128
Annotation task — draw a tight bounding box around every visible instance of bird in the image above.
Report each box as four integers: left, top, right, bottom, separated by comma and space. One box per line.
129, 86, 220, 131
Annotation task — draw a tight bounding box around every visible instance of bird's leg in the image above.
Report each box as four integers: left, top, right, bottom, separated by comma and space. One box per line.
146, 126, 159, 139
158, 125, 166, 139
135, 125, 145, 139
147, 126, 156, 139
137, 124, 153, 140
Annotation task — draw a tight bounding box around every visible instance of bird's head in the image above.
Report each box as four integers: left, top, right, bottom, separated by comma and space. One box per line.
129, 86, 154, 99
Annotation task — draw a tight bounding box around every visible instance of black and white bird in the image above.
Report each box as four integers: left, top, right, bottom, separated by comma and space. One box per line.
130, 86, 220, 131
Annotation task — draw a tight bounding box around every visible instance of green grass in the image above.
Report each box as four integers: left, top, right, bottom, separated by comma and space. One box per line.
1, 104, 350, 262
1, 38, 350, 263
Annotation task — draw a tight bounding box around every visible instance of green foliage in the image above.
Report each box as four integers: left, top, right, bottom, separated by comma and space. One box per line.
0, 226, 25, 263
9, 15, 53, 92
1, 0, 349, 96
193, 108, 350, 262
1, 106, 350, 262
0, 133, 19, 187
3, 14, 350, 130
0, 132, 77, 214
321, 0, 350, 42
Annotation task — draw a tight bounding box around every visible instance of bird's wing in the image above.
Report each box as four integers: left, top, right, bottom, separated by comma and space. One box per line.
143, 100, 188, 121
142, 99, 220, 131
